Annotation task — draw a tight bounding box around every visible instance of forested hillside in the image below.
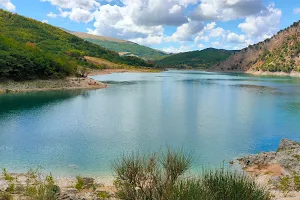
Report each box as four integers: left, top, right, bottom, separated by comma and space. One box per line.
72, 32, 168, 60
212, 21, 300, 73
156, 48, 235, 69
0, 9, 153, 80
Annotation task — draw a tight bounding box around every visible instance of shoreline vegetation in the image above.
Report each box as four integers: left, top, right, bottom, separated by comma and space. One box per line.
1, 139, 300, 199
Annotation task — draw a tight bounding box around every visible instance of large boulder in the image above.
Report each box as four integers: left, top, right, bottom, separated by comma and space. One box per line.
0, 180, 8, 191
278, 138, 300, 152
82, 177, 94, 189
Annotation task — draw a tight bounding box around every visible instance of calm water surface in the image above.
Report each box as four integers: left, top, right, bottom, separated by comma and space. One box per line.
1, 71, 300, 176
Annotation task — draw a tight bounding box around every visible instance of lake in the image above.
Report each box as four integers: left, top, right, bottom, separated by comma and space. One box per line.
1, 70, 300, 177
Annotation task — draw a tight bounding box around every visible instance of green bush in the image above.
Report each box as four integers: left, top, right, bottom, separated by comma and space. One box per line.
112, 148, 270, 200
0, 192, 12, 200
75, 176, 84, 191
112, 148, 192, 199
24, 171, 60, 200
194, 169, 270, 200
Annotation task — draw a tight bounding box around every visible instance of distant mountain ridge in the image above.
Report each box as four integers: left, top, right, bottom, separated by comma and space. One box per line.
212, 21, 300, 73
72, 32, 168, 60
156, 48, 236, 69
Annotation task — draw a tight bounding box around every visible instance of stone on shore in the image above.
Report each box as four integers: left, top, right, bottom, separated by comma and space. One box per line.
0, 180, 8, 191
238, 138, 300, 174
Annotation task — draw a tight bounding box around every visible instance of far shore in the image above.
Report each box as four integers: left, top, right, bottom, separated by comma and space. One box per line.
1, 68, 299, 94
247, 70, 300, 78
0, 77, 107, 94
88, 68, 163, 76
0, 68, 163, 94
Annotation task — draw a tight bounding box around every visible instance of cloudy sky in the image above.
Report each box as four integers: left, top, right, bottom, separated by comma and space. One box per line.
1, 0, 299, 53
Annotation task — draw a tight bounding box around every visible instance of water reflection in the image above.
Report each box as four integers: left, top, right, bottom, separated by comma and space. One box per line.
0, 90, 87, 114
0, 71, 300, 176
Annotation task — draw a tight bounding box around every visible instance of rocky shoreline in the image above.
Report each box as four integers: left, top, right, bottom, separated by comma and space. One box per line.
0, 171, 117, 200
236, 139, 300, 200
0, 77, 107, 94
1, 139, 300, 199
0, 68, 162, 94
247, 70, 300, 78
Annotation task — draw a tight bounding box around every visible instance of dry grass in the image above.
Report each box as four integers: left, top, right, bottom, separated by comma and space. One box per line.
84, 56, 131, 69
73, 32, 129, 43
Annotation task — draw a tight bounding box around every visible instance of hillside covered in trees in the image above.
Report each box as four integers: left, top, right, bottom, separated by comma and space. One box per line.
156, 48, 236, 69
72, 32, 168, 60
0, 9, 153, 81
212, 21, 300, 73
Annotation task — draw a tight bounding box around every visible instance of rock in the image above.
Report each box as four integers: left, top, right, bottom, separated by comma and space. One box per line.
269, 176, 282, 185
238, 139, 300, 174
278, 139, 300, 152
238, 152, 277, 167
60, 193, 78, 200
61, 193, 70, 200
69, 195, 78, 200
66, 188, 79, 194
82, 177, 94, 189
0, 180, 9, 191
17, 175, 27, 185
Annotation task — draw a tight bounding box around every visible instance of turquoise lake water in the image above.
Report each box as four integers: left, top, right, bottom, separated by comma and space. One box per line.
0, 70, 300, 176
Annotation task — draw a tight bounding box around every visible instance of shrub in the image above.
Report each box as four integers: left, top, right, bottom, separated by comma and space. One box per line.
0, 192, 12, 200
75, 176, 84, 191
112, 148, 192, 199
197, 169, 271, 200
293, 174, 300, 191
2, 168, 13, 181
112, 148, 270, 200
24, 171, 60, 200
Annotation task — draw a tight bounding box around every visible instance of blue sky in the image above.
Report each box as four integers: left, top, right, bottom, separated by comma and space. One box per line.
1, 0, 299, 53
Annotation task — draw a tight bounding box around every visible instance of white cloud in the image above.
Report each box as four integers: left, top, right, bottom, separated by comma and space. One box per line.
238, 3, 282, 40
42, 20, 48, 23
0, 0, 15, 11
195, 35, 209, 43
227, 32, 246, 43
58, 8, 70, 18
40, 0, 99, 10
130, 35, 164, 45
169, 5, 181, 14
190, 0, 264, 21
88, 4, 164, 41
162, 45, 195, 53
47, 12, 57, 18
40, 0, 283, 51
209, 27, 225, 38
211, 41, 220, 47
203, 22, 216, 31
69, 8, 94, 23
171, 19, 204, 41
198, 43, 205, 49
129, 0, 188, 26
294, 8, 300, 14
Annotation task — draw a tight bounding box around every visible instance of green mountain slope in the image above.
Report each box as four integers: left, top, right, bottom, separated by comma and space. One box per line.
0, 9, 153, 80
156, 48, 236, 69
72, 32, 168, 60
212, 21, 300, 73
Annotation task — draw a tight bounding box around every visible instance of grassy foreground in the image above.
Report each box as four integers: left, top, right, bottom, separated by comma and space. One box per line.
0, 149, 271, 200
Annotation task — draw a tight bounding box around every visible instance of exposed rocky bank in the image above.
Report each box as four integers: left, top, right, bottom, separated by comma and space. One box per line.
237, 139, 300, 200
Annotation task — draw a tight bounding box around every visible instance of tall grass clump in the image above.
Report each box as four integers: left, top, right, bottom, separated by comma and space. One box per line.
174, 172, 271, 200
112, 148, 192, 199
112, 148, 271, 200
